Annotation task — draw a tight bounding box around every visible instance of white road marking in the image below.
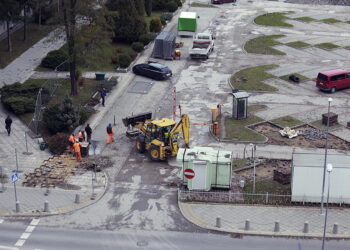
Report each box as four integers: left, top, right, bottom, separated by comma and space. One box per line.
0, 219, 4, 224
30, 218, 40, 226
14, 240, 25, 247
25, 225, 35, 233
0, 246, 19, 250
20, 233, 31, 240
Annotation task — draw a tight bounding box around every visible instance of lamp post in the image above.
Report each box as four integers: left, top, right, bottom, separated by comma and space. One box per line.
321, 98, 333, 214
250, 143, 256, 193
322, 163, 333, 250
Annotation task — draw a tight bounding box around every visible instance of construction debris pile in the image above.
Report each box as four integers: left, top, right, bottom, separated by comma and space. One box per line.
279, 127, 298, 139
77, 155, 113, 171
22, 155, 79, 188
299, 128, 327, 140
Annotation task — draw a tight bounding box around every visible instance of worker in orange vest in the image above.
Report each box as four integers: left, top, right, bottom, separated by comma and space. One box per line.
68, 133, 75, 153
73, 140, 82, 162
77, 130, 85, 142
106, 123, 115, 144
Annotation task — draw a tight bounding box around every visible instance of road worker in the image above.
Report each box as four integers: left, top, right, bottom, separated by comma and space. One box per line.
106, 123, 115, 144
73, 140, 82, 162
68, 133, 75, 153
77, 130, 85, 142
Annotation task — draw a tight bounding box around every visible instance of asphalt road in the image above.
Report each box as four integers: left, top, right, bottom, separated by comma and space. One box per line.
0, 219, 349, 250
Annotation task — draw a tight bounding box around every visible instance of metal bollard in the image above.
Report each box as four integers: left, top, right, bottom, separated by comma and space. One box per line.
303, 221, 309, 233
245, 219, 250, 231
216, 216, 221, 228
274, 221, 280, 233
75, 194, 80, 204
16, 201, 20, 213
44, 200, 49, 212
333, 223, 338, 234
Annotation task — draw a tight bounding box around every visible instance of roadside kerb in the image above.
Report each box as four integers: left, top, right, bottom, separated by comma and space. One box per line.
178, 201, 350, 239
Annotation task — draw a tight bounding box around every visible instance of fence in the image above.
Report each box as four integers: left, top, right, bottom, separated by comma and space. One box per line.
178, 189, 350, 207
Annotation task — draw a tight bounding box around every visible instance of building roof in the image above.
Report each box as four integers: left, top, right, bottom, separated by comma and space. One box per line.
293, 152, 350, 169
179, 12, 197, 19
232, 91, 249, 99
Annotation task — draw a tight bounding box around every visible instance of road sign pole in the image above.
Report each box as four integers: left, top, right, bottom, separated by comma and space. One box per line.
14, 182, 18, 202
15, 148, 18, 172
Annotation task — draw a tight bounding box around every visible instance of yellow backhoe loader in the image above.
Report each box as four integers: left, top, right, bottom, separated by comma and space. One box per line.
122, 112, 190, 161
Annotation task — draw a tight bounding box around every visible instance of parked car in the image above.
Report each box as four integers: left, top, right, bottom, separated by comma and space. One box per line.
132, 62, 172, 80
211, 0, 236, 4
316, 69, 350, 93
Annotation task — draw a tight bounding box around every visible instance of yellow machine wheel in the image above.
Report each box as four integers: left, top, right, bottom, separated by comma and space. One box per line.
149, 145, 161, 161
136, 135, 146, 153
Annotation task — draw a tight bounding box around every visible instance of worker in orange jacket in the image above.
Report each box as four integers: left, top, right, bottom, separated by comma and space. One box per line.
73, 140, 82, 162
68, 134, 75, 153
106, 123, 115, 144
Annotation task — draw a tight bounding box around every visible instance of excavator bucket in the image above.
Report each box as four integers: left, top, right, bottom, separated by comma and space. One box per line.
122, 112, 152, 127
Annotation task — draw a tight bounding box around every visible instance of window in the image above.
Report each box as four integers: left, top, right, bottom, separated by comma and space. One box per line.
317, 73, 328, 81
330, 74, 346, 81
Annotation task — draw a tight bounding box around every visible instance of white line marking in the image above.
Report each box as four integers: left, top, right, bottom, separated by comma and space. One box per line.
0, 219, 4, 224
20, 233, 31, 240
14, 240, 25, 247
25, 225, 35, 233
0, 246, 19, 250
30, 218, 40, 226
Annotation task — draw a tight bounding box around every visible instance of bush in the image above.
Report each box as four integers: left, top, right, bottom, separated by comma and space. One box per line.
160, 12, 173, 25
2, 96, 35, 115
118, 54, 132, 68
138, 33, 157, 45
128, 50, 138, 61
150, 18, 162, 33
41, 49, 68, 70
79, 106, 95, 125
165, 1, 178, 12
43, 104, 66, 134
131, 42, 144, 53
46, 133, 70, 155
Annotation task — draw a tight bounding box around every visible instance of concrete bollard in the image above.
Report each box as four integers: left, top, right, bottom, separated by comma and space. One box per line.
245, 219, 250, 231
274, 221, 280, 232
332, 223, 338, 234
75, 194, 80, 204
15, 201, 20, 213
303, 221, 309, 233
44, 200, 49, 212
216, 216, 221, 228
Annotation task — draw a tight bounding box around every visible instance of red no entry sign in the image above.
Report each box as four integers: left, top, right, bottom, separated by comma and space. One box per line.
184, 168, 195, 179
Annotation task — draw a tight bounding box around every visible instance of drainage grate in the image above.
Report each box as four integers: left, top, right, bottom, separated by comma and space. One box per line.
128, 81, 154, 94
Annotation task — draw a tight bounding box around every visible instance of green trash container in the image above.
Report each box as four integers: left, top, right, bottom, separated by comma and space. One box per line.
95, 72, 105, 81
39, 142, 46, 151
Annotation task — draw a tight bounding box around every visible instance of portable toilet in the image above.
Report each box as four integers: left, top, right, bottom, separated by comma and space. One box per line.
177, 12, 197, 37
177, 147, 233, 191
232, 91, 249, 120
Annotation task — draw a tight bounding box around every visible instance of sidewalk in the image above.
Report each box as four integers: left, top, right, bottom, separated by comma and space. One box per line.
179, 202, 350, 238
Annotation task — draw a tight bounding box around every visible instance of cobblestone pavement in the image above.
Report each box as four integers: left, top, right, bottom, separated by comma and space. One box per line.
180, 202, 350, 237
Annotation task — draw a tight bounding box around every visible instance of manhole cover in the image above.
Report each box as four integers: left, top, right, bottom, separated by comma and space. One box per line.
136, 240, 148, 247
128, 81, 154, 94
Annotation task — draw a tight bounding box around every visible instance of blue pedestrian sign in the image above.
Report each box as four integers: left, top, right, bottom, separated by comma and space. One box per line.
11, 173, 19, 183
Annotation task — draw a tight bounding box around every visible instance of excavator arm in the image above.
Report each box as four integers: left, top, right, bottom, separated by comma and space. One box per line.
169, 114, 190, 148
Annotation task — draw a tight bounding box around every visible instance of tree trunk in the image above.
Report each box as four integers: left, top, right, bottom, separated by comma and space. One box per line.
23, 5, 27, 41
6, 20, 12, 52
38, 1, 42, 25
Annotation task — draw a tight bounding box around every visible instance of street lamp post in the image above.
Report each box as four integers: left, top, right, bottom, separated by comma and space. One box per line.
322, 163, 333, 250
250, 143, 256, 193
321, 98, 333, 214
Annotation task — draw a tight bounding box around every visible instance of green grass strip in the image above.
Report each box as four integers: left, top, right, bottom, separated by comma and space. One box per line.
322, 18, 341, 24
244, 35, 285, 55
294, 16, 316, 22
285, 41, 310, 48
316, 43, 340, 50
230, 64, 278, 92
280, 73, 309, 82
254, 12, 293, 27
270, 116, 303, 128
